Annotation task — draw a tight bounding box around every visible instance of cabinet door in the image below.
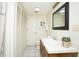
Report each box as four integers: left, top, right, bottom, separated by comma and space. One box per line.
40, 40, 48, 57
40, 41, 42, 56
40, 40, 44, 57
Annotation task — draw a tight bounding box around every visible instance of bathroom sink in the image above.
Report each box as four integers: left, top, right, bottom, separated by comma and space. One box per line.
40, 37, 78, 54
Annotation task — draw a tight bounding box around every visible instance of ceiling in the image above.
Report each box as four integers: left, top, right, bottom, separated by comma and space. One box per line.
21, 2, 55, 16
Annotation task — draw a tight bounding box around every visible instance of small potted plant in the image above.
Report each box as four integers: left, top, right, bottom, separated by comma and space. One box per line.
62, 37, 71, 48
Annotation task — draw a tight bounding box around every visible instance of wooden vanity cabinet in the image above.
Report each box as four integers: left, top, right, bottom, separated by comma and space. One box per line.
40, 40, 48, 57
40, 40, 78, 57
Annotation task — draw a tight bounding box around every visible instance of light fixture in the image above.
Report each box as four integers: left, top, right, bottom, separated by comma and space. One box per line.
35, 7, 40, 13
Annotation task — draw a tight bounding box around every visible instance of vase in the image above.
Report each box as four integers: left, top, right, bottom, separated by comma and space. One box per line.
62, 41, 71, 48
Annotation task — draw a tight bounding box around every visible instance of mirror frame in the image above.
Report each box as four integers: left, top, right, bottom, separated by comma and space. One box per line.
52, 2, 69, 30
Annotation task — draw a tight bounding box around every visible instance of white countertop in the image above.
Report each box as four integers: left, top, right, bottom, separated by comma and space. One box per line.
41, 37, 78, 54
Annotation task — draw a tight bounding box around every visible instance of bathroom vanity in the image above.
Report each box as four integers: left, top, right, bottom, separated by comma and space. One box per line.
40, 38, 78, 57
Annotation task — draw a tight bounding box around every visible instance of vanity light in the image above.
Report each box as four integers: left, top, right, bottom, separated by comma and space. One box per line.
35, 7, 40, 13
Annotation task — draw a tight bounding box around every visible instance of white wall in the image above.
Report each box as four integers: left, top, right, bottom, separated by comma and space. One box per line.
46, 2, 79, 56
15, 3, 27, 56
16, 3, 48, 56
69, 2, 79, 50
25, 14, 47, 46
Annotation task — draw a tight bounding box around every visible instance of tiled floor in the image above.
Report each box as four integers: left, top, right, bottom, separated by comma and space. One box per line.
23, 46, 41, 57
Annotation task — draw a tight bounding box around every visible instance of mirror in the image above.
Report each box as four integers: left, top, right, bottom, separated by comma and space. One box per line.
53, 2, 69, 30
